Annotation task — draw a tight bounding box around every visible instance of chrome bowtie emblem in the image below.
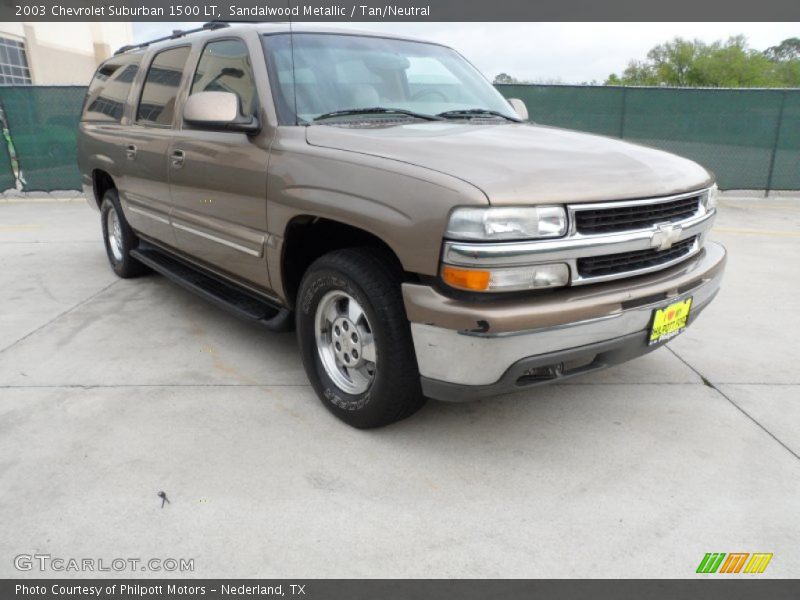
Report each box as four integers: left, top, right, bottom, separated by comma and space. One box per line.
650, 223, 682, 251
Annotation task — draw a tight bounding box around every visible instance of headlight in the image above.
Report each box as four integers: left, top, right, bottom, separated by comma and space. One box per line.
701, 184, 718, 210
446, 206, 567, 241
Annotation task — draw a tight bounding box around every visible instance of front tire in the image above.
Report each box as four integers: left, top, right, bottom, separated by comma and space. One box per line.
100, 189, 147, 278
296, 248, 426, 428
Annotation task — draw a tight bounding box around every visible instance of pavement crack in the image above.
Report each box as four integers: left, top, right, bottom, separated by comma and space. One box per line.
0, 280, 119, 356
667, 346, 800, 462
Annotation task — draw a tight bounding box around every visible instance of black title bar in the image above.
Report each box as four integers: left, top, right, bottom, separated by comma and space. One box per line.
4, 579, 800, 600
0, 0, 798, 21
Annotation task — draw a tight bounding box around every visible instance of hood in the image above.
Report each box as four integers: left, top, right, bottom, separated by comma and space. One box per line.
305, 122, 713, 205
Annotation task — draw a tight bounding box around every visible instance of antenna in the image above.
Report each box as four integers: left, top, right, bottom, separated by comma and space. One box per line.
288, 0, 299, 125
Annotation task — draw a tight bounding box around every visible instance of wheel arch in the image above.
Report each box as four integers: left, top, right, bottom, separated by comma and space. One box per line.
91, 169, 117, 209
279, 215, 415, 309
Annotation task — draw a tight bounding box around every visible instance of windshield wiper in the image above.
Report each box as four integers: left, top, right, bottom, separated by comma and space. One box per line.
437, 109, 522, 122
313, 107, 443, 122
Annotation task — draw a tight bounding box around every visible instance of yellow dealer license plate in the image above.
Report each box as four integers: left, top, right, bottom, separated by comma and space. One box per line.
649, 297, 693, 345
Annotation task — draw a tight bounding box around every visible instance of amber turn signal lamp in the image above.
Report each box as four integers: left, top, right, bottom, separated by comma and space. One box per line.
441, 265, 491, 291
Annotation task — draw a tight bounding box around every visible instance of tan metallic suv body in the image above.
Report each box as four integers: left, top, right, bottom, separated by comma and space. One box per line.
77, 23, 726, 426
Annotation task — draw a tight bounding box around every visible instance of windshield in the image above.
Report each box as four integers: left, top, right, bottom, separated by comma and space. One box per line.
261, 33, 518, 124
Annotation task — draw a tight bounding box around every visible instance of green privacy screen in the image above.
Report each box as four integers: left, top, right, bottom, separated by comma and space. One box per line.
0, 85, 796, 191
0, 86, 85, 192
771, 92, 800, 191
497, 84, 800, 191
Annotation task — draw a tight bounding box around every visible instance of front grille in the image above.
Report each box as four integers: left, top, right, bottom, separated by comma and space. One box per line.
575, 195, 700, 234
577, 236, 697, 278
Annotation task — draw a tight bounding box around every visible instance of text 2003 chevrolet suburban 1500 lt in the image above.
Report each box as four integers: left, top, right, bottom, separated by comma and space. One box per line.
77, 23, 726, 428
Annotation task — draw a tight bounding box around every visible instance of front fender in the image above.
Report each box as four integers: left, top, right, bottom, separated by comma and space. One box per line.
265, 129, 488, 300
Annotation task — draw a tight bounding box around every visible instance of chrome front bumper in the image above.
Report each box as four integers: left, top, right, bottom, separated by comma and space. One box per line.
406, 241, 726, 401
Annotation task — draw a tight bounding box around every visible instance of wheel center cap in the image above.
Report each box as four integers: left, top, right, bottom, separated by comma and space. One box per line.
331, 317, 363, 367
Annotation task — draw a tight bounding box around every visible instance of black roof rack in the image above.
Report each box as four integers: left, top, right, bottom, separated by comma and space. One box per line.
114, 22, 229, 55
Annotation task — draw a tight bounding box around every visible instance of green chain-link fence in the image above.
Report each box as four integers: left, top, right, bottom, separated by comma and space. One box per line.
497, 84, 800, 191
0, 84, 797, 192
0, 86, 85, 192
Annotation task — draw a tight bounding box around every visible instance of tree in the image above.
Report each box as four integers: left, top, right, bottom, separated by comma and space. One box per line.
618, 60, 660, 86
765, 37, 800, 62
691, 36, 776, 87
493, 73, 518, 84
648, 38, 701, 86
605, 35, 800, 88
764, 37, 800, 87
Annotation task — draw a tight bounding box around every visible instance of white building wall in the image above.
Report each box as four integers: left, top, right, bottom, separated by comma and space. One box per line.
0, 22, 133, 84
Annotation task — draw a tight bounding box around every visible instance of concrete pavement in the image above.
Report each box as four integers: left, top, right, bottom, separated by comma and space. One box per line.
0, 196, 798, 578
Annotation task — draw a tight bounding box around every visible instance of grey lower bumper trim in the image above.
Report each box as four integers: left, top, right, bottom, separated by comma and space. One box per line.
420, 295, 715, 402
421, 331, 650, 402
410, 244, 724, 386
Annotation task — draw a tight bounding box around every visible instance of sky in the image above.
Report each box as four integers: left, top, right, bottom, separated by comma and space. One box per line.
132, 22, 799, 84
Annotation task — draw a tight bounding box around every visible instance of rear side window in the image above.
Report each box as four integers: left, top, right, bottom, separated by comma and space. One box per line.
136, 46, 191, 126
82, 54, 142, 123
190, 39, 257, 119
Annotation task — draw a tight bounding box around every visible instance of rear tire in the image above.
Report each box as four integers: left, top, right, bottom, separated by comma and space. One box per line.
100, 189, 148, 278
296, 248, 426, 428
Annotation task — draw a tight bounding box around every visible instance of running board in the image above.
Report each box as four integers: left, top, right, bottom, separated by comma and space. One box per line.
130, 243, 293, 332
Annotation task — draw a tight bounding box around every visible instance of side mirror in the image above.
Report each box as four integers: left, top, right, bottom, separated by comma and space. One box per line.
183, 91, 260, 134
508, 98, 528, 121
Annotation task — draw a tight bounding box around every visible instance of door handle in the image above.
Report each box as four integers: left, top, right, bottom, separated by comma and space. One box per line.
125, 144, 137, 160
170, 149, 185, 169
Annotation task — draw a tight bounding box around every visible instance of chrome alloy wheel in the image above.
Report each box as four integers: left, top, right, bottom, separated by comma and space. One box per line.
106, 206, 124, 263
314, 290, 377, 395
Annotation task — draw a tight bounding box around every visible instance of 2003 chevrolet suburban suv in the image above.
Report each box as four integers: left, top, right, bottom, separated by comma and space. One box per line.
77, 23, 726, 428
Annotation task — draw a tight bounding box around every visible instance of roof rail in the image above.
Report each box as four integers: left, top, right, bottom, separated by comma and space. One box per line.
114, 22, 229, 55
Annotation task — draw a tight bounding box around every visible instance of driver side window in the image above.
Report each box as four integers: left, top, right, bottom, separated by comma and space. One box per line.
191, 39, 257, 118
